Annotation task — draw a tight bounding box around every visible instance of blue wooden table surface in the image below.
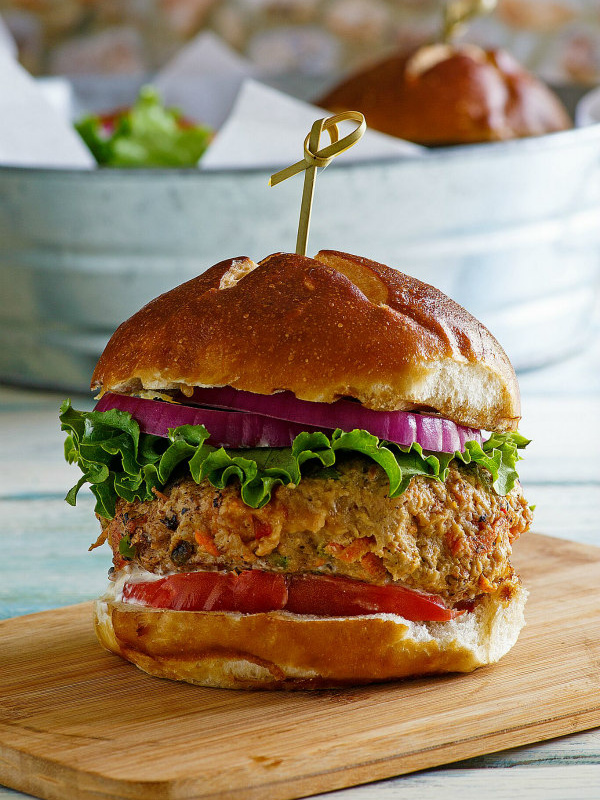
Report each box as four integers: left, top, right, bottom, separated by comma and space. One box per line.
1, 332, 600, 799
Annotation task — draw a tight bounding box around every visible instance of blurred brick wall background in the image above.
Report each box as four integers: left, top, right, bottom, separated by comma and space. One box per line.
1, 0, 598, 84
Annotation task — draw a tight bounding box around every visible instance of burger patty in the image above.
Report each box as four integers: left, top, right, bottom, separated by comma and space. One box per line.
99, 458, 532, 605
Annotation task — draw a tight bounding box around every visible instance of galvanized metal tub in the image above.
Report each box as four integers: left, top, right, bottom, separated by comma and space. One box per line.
1, 122, 599, 392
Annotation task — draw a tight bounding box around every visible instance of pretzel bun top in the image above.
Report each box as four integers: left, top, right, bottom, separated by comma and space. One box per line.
318, 44, 571, 146
92, 250, 520, 432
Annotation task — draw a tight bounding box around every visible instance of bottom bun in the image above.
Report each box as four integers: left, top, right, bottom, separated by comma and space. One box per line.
94, 584, 527, 689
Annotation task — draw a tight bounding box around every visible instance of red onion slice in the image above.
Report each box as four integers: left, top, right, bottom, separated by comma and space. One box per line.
189, 387, 482, 452
94, 394, 323, 448
95, 390, 482, 453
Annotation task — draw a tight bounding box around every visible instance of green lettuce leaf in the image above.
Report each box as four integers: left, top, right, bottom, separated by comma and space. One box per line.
75, 86, 212, 168
60, 400, 529, 519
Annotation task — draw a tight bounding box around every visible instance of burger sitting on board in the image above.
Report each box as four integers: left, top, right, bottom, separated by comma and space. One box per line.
61, 114, 532, 689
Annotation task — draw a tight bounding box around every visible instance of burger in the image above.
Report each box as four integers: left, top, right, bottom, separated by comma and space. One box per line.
61, 250, 532, 689
317, 43, 571, 146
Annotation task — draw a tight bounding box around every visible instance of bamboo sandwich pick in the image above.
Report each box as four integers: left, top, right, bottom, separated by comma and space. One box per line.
269, 111, 366, 257
442, 0, 498, 43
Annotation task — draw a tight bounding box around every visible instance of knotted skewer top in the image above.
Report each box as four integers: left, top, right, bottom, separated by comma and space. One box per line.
270, 111, 366, 256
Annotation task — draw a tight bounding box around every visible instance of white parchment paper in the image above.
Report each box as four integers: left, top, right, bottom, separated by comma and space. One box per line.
0, 51, 95, 168
201, 78, 423, 171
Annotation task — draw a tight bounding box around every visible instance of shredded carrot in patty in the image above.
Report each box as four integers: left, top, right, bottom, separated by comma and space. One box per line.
152, 487, 169, 502
478, 575, 495, 593
360, 552, 387, 580
253, 518, 273, 540
88, 529, 108, 552
194, 530, 220, 556
325, 537, 375, 564
448, 535, 463, 557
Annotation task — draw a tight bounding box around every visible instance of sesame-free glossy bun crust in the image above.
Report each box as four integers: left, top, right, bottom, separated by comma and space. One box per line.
318, 45, 571, 146
92, 250, 520, 431
94, 586, 527, 689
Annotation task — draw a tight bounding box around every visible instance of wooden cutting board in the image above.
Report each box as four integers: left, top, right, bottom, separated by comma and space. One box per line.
2, 532, 600, 800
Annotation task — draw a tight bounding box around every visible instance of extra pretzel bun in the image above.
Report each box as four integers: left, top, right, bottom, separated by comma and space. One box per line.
94, 585, 527, 689
92, 250, 520, 432
318, 44, 571, 146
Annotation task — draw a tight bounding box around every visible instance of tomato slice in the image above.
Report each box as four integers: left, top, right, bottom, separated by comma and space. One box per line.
122, 570, 288, 613
122, 570, 461, 621
286, 574, 459, 621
